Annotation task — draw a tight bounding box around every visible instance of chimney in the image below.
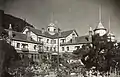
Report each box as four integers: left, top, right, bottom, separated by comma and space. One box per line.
8, 24, 13, 39
58, 28, 61, 37
89, 26, 93, 42
89, 26, 93, 37
26, 30, 31, 41
72, 33, 76, 43
0, 10, 4, 27
41, 28, 45, 34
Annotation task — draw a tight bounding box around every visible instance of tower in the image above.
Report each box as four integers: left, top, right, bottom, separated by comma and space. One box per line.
107, 16, 115, 42
89, 26, 93, 37
47, 23, 56, 35
94, 5, 107, 36
88, 26, 93, 42
47, 12, 57, 35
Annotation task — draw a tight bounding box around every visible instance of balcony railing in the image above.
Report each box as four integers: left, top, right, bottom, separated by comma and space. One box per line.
21, 48, 29, 52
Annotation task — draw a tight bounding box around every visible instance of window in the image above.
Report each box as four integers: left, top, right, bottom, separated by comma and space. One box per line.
47, 39, 49, 43
38, 37, 41, 42
35, 54, 36, 59
61, 39, 65, 43
38, 46, 42, 51
72, 33, 75, 36
48, 28, 50, 31
51, 40, 56, 44
51, 40, 53, 44
46, 47, 49, 51
54, 29, 56, 32
16, 43, 20, 48
54, 47, 56, 51
34, 45, 36, 50
22, 44, 28, 48
54, 40, 56, 44
70, 39, 72, 43
75, 46, 80, 50
62, 47, 64, 51
31, 54, 33, 59
67, 47, 69, 51
50, 47, 52, 51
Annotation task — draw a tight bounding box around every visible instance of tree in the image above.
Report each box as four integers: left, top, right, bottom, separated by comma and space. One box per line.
0, 40, 20, 77
0, 27, 20, 77
73, 33, 120, 72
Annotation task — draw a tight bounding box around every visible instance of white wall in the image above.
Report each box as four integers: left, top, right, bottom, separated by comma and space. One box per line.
11, 40, 40, 53
30, 31, 38, 41
23, 28, 29, 34
95, 30, 107, 36
66, 31, 78, 42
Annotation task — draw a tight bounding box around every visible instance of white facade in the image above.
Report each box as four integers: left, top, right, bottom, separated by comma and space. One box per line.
60, 44, 83, 53
11, 40, 39, 53
21, 25, 79, 53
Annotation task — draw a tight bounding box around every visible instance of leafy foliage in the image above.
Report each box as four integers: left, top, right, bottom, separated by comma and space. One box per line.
73, 34, 120, 72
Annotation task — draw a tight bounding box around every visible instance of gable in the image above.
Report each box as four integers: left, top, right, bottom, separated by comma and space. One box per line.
22, 27, 29, 34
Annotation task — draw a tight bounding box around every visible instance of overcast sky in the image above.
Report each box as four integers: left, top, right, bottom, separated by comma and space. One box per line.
3, 0, 120, 41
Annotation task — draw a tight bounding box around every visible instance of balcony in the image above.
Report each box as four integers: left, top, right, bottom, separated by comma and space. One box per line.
21, 48, 29, 52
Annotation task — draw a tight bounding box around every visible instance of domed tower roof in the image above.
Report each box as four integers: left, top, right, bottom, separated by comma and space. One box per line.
47, 22, 57, 35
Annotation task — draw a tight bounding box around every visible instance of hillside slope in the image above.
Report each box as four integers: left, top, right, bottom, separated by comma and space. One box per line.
0, 10, 34, 32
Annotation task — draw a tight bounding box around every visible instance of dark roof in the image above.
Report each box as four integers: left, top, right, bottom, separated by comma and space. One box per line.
5, 29, 42, 44
25, 26, 77, 39
61, 35, 91, 46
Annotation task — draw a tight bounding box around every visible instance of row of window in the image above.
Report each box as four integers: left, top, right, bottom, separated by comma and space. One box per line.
46, 39, 66, 44
16, 43, 37, 50
47, 39, 56, 44
62, 47, 69, 51
46, 47, 56, 51
61, 46, 80, 51
19, 54, 49, 61
20, 54, 41, 60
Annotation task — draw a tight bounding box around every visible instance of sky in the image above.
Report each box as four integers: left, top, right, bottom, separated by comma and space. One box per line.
2, 0, 120, 41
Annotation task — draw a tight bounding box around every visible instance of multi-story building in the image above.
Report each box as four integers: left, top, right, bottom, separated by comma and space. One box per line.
6, 18, 116, 62
6, 22, 92, 62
